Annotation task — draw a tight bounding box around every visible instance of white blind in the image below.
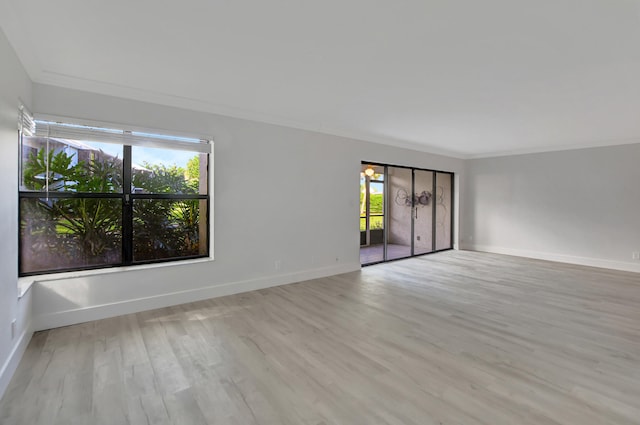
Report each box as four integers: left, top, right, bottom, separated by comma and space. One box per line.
18, 105, 35, 137
34, 119, 211, 153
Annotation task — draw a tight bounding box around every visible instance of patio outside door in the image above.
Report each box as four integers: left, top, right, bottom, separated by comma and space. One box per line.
360, 162, 453, 266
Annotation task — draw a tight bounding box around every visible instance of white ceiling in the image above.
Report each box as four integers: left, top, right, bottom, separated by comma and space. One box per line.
3, 0, 640, 158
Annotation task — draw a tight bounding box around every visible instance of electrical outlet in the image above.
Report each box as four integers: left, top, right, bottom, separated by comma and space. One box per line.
275, 260, 282, 271
632, 252, 640, 261
416, 235, 421, 241
11, 319, 16, 339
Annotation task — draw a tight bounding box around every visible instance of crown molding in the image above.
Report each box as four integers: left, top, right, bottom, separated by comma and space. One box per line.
467, 137, 640, 160
34, 69, 469, 159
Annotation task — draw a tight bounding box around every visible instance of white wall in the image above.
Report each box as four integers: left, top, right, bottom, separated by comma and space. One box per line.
0, 29, 33, 398
0, 29, 463, 393
30, 83, 465, 331
462, 145, 640, 272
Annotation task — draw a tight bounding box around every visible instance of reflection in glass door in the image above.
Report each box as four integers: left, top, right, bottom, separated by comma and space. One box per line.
387, 166, 413, 260
360, 162, 453, 266
413, 170, 434, 255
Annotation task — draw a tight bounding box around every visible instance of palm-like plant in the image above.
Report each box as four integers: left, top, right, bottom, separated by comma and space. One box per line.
22, 147, 122, 263
23, 149, 76, 191
171, 200, 200, 252
22, 147, 203, 269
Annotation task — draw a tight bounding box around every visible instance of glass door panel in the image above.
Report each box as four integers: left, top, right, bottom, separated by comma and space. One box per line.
435, 172, 453, 250
360, 162, 454, 266
413, 170, 434, 255
387, 166, 412, 260
360, 164, 385, 264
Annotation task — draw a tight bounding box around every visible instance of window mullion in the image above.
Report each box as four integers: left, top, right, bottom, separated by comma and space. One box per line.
122, 145, 133, 265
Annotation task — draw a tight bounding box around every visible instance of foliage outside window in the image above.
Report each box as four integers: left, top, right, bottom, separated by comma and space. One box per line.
360, 172, 384, 231
18, 115, 211, 276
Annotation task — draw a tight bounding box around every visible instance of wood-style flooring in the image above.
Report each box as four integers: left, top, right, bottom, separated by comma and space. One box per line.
359, 243, 413, 264
1, 250, 639, 425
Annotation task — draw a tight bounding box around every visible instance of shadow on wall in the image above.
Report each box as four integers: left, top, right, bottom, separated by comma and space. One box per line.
32, 279, 89, 329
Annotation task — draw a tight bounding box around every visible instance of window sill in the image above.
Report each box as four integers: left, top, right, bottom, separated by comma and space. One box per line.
18, 256, 214, 299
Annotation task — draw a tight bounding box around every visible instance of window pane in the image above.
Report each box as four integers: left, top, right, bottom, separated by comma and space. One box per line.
132, 147, 206, 194
369, 182, 384, 215
413, 170, 434, 255
20, 197, 122, 274
435, 172, 453, 250
21, 136, 123, 193
133, 199, 207, 261
387, 166, 412, 260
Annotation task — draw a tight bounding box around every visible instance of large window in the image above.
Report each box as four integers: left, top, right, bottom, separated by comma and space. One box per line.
18, 111, 211, 276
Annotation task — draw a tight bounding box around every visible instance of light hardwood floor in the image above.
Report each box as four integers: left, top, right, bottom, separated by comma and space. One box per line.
1, 251, 640, 425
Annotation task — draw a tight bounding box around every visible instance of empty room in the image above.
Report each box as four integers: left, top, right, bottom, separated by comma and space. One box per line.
1, 1, 639, 424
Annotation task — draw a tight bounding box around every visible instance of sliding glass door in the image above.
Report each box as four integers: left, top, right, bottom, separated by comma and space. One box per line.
360, 162, 453, 266
413, 169, 434, 255
360, 165, 385, 264
435, 172, 453, 251
387, 166, 413, 260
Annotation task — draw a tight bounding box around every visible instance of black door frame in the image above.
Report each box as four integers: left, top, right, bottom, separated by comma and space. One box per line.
360, 161, 455, 266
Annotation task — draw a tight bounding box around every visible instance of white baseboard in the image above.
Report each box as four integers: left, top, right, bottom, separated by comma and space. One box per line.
0, 322, 33, 400
463, 244, 640, 273
33, 262, 361, 331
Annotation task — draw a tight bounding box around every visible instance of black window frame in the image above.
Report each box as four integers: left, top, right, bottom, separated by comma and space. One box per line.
18, 117, 211, 277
